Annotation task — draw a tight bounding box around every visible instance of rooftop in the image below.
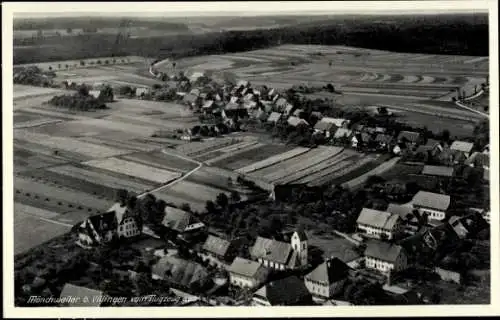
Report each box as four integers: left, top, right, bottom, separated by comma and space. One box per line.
228, 257, 268, 278
421, 165, 454, 177
450, 140, 474, 153
364, 239, 405, 263
412, 191, 451, 211
356, 208, 401, 230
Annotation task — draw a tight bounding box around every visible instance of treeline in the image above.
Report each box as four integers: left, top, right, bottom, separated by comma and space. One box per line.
14, 14, 488, 64
13, 17, 189, 31
47, 86, 112, 111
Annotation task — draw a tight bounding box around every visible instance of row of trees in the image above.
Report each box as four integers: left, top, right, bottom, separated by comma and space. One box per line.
47, 85, 113, 111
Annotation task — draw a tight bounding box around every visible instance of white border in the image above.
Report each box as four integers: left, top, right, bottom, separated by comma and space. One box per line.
3, 1, 499, 318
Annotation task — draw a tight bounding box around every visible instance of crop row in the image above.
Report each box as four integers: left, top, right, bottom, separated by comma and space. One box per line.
237, 147, 310, 174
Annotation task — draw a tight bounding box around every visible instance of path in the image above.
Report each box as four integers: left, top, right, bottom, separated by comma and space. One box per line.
455, 99, 489, 118
342, 156, 401, 189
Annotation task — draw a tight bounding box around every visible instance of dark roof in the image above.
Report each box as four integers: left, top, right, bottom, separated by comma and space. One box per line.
250, 237, 292, 265
412, 191, 451, 211
314, 120, 335, 132
83, 211, 118, 239
364, 239, 405, 263
375, 134, 393, 143
254, 276, 311, 305
202, 235, 232, 257
228, 257, 269, 278
397, 131, 421, 143
305, 258, 349, 284
152, 256, 209, 287
294, 230, 308, 241
421, 165, 454, 177
386, 203, 414, 219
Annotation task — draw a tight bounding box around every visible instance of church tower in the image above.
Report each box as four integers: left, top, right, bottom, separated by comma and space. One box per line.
291, 230, 308, 267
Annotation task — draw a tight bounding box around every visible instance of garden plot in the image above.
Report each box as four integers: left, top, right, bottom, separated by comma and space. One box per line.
176, 137, 245, 157
342, 156, 401, 189
195, 140, 259, 163
48, 164, 154, 194
79, 136, 158, 153
295, 154, 360, 185
161, 180, 230, 204
237, 147, 310, 174
119, 150, 198, 173
186, 166, 249, 195
251, 146, 344, 183
15, 177, 114, 210
105, 113, 190, 132
14, 129, 129, 159
310, 155, 377, 187
28, 119, 125, 138
14, 147, 68, 172
83, 157, 181, 184
205, 142, 265, 166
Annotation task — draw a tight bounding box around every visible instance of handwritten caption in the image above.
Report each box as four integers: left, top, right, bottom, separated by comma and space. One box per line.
27, 294, 195, 305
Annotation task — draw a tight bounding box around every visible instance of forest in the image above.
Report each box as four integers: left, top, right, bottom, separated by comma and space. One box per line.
13, 13, 488, 64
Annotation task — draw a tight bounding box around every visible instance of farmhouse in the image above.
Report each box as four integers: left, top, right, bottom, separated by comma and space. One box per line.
250, 231, 308, 270
287, 116, 309, 127
364, 239, 409, 274
356, 208, 403, 240
386, 203, 420, 235
411, 191, 451, 221
151, 255, 211, 289
227, 257, 270, 289
252, 276, 312, 306
59, 284, 104, 307
415, 139, 444, 157
397, 131, 422, 146
375, 134, 394, 150
333, 128, 353, 140
162, 206, 206, 234
201, 235, 243, 264
450, 140, 474, 158
321, 117, 350, 128
304, 258, 349, 299
421, 165, 454, 178
77, 204, 142, 248
314, 119, 336, 138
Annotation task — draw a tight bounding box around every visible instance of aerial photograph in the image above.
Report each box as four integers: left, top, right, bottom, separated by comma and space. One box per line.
9, 2, 492, 309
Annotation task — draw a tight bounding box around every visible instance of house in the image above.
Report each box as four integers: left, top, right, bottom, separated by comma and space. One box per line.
314, 119, 336, 138
59, 284, 104, 307
450, 140, 474, 158
89, 90, 101, 98
352, 123, 365, 133
415, 139, 443, 158
222, 108, 249, 123
162, 206, 206, 234
287, 116, 309, 127
227, 257, 269, 289
333, 128, 353, 141
250, 230, 308, 270
136, 87, 150, 97
243, 93, 254, 102
437, 148, 467, 166
464, 152, 489, 169
151, 255, 211, 289
253, 108, 268, 122
375, 127, 387, 134
421, 165, 454, 178
375, 134, 394, 150
386, 203, 420, 235
364, 239, 409, 274
77, 204, 142, 248
252, 276, 313, 306
311, 111, 323, 119
321, 117, 350, 128
448, 216, 469, 239
284, 103, 294, 115
351, 133, 372, 148
201, 235, 243, 263
411, 191, 450, 221
304, 258, 349, 299
397, 131, 421, 146
275, 97, 288, 111
356, 208, 403, 240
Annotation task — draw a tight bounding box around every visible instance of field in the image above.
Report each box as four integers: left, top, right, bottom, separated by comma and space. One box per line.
157, 44, 488, 133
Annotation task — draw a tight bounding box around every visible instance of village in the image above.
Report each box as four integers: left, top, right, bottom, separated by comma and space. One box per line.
13, 55, 491, 307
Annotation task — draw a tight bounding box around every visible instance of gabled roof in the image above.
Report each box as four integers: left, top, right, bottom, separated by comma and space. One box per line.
421, 165, 454, 177
287, 116, 309, 127
305, 257, 349, 284
202, 235, 232, 257
364, 239, 405, 263
397, 131, 421, 143
321, 117, 349, 127
334, 128, 353, 139
228, 257, 268, 278
285, 104, 294, 114
386, 203, 415, 220
314, 119, 336, 132
250, 236, 292, 265
108, 202, 128, 224
202, 100, 214, 109
412, 191, 451, 211
450, 140, 474, 153
356, 208, 400, 230
275, 97, 288, 108
152, 255, 209, 287
162, 206, 197, 232
375, 134, 393, 143
254, 276, 311, 305
84, 211, 118, 239
59, 284, 103, 306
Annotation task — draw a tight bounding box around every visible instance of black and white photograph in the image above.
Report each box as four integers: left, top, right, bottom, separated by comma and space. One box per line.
2, 1, 498, 317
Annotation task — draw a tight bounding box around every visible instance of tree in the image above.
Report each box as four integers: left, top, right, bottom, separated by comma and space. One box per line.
180, 203, 191, 212
216, 193, 229, 209
80, 61, 85, 66
441, 129, 450, 142
77, 85, 89, 96
115, 189, 129, 205
98, 85, 114, 102
205, 200, 216, 214
326, 83, 335, 93
66, 27, 73, 34
230, 191, 241, 203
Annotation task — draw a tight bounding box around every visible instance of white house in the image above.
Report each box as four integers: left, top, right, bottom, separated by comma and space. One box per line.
356, 208, 403, 240
304, 258, 349, 299
364, 239, 408, 274
227, 257, 269, 289
411, 191, 451, 221
250, 230, 308, 270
